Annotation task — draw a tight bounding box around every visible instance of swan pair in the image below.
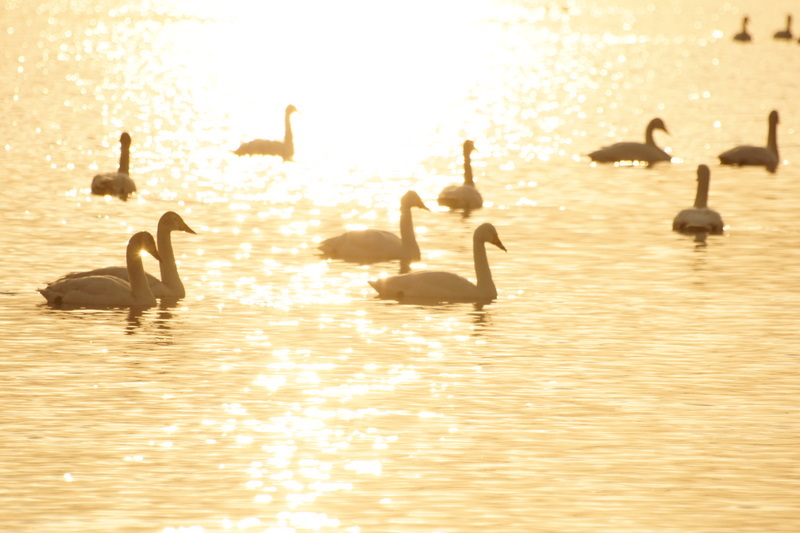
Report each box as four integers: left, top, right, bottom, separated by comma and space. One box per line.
39, 212, 196, 308
734, 15, 793, 42
234, 104, 297, 160
91, 132, 137, 200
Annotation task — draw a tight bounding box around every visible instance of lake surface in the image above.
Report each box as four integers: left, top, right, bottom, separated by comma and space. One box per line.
2, 0, 799, 532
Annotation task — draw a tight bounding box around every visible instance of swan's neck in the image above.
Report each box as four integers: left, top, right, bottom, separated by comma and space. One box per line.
645, 124, 659, 148
283, 112, 294, 157
157, 227, 184, 298
127, 243, 154, 303
119, 144, 130, 174
473, 237, 496, 299
694, 176, 709, 209
767, 119, 779, 158
463, 150, 474, 187
399, 207, 420, 262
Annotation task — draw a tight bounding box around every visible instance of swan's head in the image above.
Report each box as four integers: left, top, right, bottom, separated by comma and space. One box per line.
769, 110, 779, 126
159, 211, 197, 235
649, 118, 669, 135
286, 104, 298, 115
475, 223, 507, 252
697, 164, 710, 183
130, 231, 162, 263
463, 140, 476, 155
120, 132, 132, 146
401, 190, 429, 211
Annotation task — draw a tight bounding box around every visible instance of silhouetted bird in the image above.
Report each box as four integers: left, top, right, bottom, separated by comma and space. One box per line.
438, 140, 483, 211
91, 132, 136, 200
234, 104, 297, 160
588, 118, 671, 165
718, 110, 780, 173
774, 15, 793, 40
673, 165, 725, 235
734, 16, 752, 42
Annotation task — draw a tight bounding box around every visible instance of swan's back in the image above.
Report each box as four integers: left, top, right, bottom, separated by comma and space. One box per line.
319, 230, 404, 263
39, 275, 144, 307
589, 142, 670, 164
673, 208, 724, 235
234, 139, 287, 157
718, 145, 778, 171
437, 184, 483, 210
369, 271, 481, 302
58, 267, 169, 297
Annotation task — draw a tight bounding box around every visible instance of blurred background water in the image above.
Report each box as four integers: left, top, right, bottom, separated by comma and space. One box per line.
1, 0, 799, 532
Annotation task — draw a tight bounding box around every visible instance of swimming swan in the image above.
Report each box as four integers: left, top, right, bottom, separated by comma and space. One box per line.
319, 191, 429, 265
91, 132, 136, 199
57, 212, 196, 299
672, 165, 725, 235
718, 110, 780, 173
39, 231, 162, 308
734, 16, 752, 41
774, 15, 793, 40
234, 104, 297, 160
369, 222, 506, 303
589, 118, 672, 165
438, 140, 483, 211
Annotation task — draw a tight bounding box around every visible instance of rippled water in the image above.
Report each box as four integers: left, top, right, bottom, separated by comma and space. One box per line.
2, 0, 800, 532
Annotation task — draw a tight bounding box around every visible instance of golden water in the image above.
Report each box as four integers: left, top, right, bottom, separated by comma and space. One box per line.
2, 0, 799, 531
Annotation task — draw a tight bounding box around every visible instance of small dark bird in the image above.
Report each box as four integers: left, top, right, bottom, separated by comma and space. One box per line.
734, 16, 752, 42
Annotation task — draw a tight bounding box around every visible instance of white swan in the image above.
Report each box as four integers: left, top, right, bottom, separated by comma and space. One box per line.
438, 140, 483, 211
734, 16, 752, 42
39, 231, 162, 308
369, 222, 506, 303
673, 165, 725, 235
57, 212, 196, 299
91, 132, 136, 199
319, 191, 428, 265
774, 15, 793, 40
589, 118, 672, 165
718, 110, 780, 173
234, 104, 297, 160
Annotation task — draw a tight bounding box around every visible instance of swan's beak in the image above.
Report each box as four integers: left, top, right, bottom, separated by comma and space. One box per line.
146, 249, 163, 262
182, 222, 197, 235
493, 237, 507, 252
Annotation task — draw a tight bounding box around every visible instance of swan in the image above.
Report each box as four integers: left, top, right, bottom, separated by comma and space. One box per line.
673, 165, 725, 235
734, 16, 752, 41
319, 191, 428, 265
91, 132, 136, 199
437, 140, 483, 211
718, 110, 780, 173
369, 222, 506, 304
57, 212, 196, 299
234, 104, 297, 160
588, 118, 672, 165
774, 15, 793, 40
39, 231, 162, 308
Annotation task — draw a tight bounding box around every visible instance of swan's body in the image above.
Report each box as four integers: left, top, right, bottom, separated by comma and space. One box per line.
438, 140, 483, 211
91, 132, 136, 199
234, 104, 297, 160
734, 16, 752, 41
718, 110, 780, 173
774, 15, 793, 40
39, 232, 162, 308
673, 165, 725, 235
58, 212, 196, 299
369, 222, 506, 304
589, 118, 671, 164
319, 191, 428, 265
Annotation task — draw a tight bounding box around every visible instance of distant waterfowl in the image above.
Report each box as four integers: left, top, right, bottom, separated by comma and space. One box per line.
319, 190, 429, 265
369, 222, 506, 304
774, 15, 793, 40
588, 118, 672, 165
58, 212, 196, 299
91, 132, 136, 200
438, 140, 483, 211
39, 231, 162, 308
718, 110, 780, 173
234, 104, 297, 160
734, 16, 752, 41
673, 165, 725, 235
